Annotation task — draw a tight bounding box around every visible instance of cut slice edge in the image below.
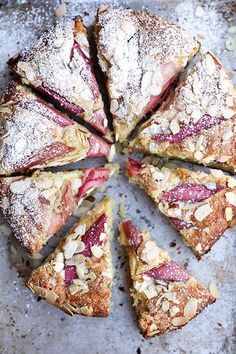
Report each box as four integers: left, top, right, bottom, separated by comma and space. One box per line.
26, 198, 114, 317
119, 220, 215, 338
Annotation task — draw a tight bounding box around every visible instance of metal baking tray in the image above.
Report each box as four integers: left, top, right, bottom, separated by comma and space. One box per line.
0, 1, 235, 353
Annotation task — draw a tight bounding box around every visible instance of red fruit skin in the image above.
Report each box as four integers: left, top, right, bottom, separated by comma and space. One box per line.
145, 261, 190, 282
34, 98, 74, 127
142, 62, 178, 115
169, 217, 193, 230
161, 183, 223, 203
153, 115, 225, 144
121, 220, 143, 251
38, 85, 85, 115
127, 158, 144, 177
80, 213, 107, 257
87, 135, 110, 158
15, 142, 75, 172
64, 265, 78, 287
77, 168, 110, 198
47, 183, 76, 236
73, 42, 100, 100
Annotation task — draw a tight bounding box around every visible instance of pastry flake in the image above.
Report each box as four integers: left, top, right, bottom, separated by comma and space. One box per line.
119, 220, 215, 338
27, 198, 114, 317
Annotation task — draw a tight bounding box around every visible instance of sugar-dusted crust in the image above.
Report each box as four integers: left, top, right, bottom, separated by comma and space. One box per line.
27, 198, 114, 317
119, 221, 215, 338
0, 81, 113, 175
8, 17, 110, 137
0, 166, 115, 254
127, 159, 236, 258
129, 52, 236, 172
95, 7, 200, 142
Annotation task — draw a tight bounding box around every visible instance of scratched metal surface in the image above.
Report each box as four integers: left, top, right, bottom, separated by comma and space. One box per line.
0, 1, 235, 354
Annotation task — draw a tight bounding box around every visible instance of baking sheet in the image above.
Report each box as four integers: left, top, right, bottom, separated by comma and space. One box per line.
0, 1, 236, 353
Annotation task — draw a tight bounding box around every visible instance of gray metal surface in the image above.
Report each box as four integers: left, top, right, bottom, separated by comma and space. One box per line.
0, 1, 235, 354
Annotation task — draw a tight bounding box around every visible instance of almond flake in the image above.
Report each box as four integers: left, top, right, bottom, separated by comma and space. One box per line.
64, 240, 78, 260
108, 144, 116, 162
75, 241, 85, 253
210, 169, 224, 178
171, 316, 189, 327
74, 224, 86, 237
110, 99, 119, 114
69, 283, 79, 295
221, 107, 235, 119
91, 245, 104, 258
191, 109, 202, 121
169, 119, 180, 135
170, 306, 180, 316
194, 150, 204, 161
144, 284, 158, 299
209, 282, 220, 298
80, 306, 93, 316
228, 178, 236, 188
53, 261, 64, 273
120, 20, 135, 35
228, 26, 236, 34
225, 191, 236, 206
206, 104, 218, 117
71, 179, 82, 195
225, 207, 233, 221
184, 298, 198, 318
55, 252, 64, 263
55, 3, 67, 17
161, 300, 170, 312
194, 203, 213, 221
99, 232, 107, 241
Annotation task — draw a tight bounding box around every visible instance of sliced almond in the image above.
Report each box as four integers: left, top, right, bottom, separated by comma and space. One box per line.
55, 252, 64, 263
75, 241, 85, 253
64, 240, 78, 260
184, 298, 198, 318
225, 207, 233, 221
209, 282, 220, 298
194, 203, 213, 221
69, 283, 79, 295
171, 316, 189, 327
53, 261, 64, 273
170, 306, 180, 316
120, 20, 135, 35
80, 306, 93, 316
161, 300, 170, 312
221, 107, 235, 119
71, 179, 82, 195
169, 119, 180, 135
227, 177, 236, 188
110, 99, 119, 114
225, 191, 236, 206
191, 109, 202, 121
74, 224, 86, 237
194, 150, 204, 161
91, 245, 104, 258
99, 232, 107, 242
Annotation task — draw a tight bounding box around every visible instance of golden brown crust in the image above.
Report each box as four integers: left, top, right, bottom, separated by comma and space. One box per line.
27, 198, 114, 317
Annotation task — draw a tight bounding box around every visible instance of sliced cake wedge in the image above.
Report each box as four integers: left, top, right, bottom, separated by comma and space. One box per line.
0, 82, 114, 175
95, 7, 200, 142
27, 198, 114, 316
0, 165, 116, 254
127, 158, 236, 258
119, 220, 215, 338
8, 17, 110, 138
129, 52, 236, 172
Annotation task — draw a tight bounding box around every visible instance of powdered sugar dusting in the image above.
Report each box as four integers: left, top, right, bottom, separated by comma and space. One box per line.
96, 8, 199, 140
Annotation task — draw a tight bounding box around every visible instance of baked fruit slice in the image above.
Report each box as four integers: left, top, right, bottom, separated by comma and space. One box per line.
127, 158, 236, 258
0, 82, 114, 175
119, 220, 215, 338
27, 198, 114, 317
8, 17, 110, 138
95, 7, 200, 142
129, 52, 236, 172
0, 166, 116, 254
